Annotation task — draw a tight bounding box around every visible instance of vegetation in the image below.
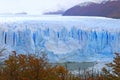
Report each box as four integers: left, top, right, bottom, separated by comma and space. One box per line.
0, 51, 120, 80
102, 53, 120, 80
0, 51, 68, 80
52, 62, 96, 71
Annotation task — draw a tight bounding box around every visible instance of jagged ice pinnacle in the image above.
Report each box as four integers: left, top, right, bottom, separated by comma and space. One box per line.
0, 15, 120, 62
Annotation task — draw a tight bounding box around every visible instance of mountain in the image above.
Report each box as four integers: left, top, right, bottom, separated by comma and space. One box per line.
63, 0, 120, 18
15, 12, 27, 15
43, 10, 64, 15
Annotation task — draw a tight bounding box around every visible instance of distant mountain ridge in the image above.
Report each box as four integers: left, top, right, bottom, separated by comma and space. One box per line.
63, 0, 120, 18
43, 10, 64, 15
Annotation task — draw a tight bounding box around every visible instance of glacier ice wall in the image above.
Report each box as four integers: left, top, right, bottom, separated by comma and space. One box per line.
0, 16, 120, 62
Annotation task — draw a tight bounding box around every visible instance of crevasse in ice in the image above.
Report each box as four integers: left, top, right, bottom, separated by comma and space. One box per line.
0, 15, 120, 62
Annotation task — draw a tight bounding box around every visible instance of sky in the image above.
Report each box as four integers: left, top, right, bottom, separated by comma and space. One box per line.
0, 0, 104, 15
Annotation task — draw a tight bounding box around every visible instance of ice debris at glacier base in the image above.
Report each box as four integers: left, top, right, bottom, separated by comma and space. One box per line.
0, 15, 120, 62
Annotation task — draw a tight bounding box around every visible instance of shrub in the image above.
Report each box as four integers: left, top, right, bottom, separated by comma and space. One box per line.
0, 51, 68, 80
102, 53, 120, 80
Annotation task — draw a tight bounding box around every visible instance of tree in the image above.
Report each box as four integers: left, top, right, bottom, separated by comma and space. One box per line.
54, 65, 68, 80
0, 51, 69, 80
102, 53, 120, 80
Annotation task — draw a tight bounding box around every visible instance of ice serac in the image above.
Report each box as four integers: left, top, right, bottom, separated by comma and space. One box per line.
0, 16, 120, 62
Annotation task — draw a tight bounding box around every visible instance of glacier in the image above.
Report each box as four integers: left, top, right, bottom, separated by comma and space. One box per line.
0, 15, 120, 62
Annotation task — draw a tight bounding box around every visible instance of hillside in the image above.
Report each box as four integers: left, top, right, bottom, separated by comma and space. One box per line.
43, 10, 64, 15
63, 0, 120, 18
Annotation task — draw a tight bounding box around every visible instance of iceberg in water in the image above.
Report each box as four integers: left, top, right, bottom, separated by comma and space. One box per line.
0, 15, 120, 62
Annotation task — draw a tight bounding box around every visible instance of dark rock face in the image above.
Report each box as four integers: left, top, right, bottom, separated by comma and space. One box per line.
63, 0, 120, 18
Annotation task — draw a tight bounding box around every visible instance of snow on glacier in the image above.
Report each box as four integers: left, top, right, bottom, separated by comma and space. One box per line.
0, 15, 120, 62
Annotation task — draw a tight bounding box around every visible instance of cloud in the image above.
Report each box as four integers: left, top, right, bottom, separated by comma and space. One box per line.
0, 0, 101, 14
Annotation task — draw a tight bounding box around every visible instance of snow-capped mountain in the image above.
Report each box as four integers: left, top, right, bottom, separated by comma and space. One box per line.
63, 0, 120, 18
0, 15, 120, 62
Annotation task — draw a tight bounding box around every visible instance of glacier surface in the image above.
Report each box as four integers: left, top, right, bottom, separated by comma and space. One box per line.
0, 15, 120, 62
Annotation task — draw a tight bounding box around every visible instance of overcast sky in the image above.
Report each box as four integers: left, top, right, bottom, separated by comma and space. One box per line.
0, 0, 104, 15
